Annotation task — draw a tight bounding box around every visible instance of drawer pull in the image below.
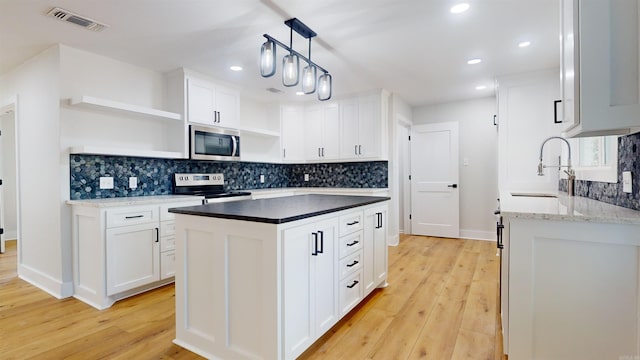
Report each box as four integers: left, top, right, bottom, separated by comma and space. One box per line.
346, 280, 359, 289
125, 215, 144, 219
346, 260, 359, 268
346, 240, 359, 247
346, 220, 360, 226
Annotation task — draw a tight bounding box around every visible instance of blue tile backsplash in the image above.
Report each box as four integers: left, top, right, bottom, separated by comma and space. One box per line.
70, 155, 388, 200
559, 133, 640, 210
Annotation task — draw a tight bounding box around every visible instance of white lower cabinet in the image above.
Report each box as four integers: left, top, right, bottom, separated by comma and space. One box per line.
106, 222, 160, 296
363, 205, 388, 294
70, 198, 202, 309
173, 200, 389, 360
283, 218, 338, 359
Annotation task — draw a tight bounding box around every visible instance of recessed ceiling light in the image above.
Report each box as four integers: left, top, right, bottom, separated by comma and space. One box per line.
450, 3, 470, 14
467, 58, 482, 65
295, 91, 305, 96
229, 65, 243, 71
475, 85, 487, 90
518, 41, 531, 48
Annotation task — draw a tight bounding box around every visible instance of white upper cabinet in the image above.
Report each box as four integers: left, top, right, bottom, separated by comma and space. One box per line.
186, 76, 240, 129
281, 106, 305, 162
561, 0, 640, 137
340, 94, 385, 160
304, 104, 340, 161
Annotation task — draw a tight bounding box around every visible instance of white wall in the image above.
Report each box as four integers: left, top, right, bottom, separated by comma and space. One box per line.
413, 97, 498, 240
0, 45, 69, 296
1, 111, 18, 239
388, 93, 413, 245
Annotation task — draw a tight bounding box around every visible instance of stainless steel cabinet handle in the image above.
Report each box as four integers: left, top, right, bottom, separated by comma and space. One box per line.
346, 280, 359, 289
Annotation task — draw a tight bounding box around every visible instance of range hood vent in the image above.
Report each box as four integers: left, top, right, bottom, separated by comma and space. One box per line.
46, 7, 109, 32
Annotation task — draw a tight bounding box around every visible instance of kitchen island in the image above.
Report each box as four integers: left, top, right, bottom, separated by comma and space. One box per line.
169, 194, 390, 360
499, 192, 640, 360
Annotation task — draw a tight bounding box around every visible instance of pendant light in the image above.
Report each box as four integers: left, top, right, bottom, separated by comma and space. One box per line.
260, 18, 332, 101
260, 40, 276, 77
318, 73, 332, 101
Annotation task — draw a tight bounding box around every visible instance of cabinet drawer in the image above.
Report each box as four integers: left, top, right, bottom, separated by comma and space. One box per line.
160, 250, 176, 280
160, 220, 176, 237
106, 206, 159, 228
339, 231, 363, 258
339, 211, 363, 236
160, 235, 175, 253
339, 250, 362, 280
339, 271, 363, 316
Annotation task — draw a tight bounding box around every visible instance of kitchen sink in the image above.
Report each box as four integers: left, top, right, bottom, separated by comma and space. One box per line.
510, 192, 558, 198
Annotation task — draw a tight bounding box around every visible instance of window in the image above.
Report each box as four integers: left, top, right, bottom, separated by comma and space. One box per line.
567, 136, 618, 183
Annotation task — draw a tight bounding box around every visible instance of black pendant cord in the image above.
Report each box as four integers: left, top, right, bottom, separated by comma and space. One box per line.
308, 37, 312, 64
289, 26, 293, 56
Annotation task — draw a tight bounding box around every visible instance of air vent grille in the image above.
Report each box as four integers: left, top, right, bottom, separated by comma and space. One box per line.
46, 7, 108, 32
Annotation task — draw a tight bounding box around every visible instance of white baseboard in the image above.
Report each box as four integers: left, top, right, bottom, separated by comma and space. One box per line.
2, 229, 17, 240
18, 264, 74, 299
459, 229, 495, 242
388, 233, 399, 247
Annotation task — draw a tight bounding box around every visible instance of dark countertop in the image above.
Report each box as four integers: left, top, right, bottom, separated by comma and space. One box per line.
168, 194, 391, 224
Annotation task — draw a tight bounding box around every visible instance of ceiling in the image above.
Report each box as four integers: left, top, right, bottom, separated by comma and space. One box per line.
0, 0, 559, 107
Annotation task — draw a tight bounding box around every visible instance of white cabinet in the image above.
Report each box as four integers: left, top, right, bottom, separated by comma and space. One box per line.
496, 70, 562, 193
304, 104, 340, 161
280, 106, 305, 162
70, 198, 202, 309
561, 0, 640, 137
363, 206, 388, 295
340, 95, 384, 160
106, 221, 160, 296
187, 76, 240, 129
505, 217, 640, 359
283, 218, 338, 359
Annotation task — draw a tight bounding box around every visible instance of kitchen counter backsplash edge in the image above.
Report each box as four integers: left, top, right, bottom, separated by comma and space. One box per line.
70, 154, 388, 200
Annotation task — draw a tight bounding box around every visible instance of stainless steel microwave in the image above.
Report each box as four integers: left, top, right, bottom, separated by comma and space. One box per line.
189, 125, 240, 161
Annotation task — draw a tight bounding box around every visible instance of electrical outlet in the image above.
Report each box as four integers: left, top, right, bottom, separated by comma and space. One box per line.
260, 174, 265, 183
623, 171, 632, 193
99, 176, 114, 189
304, 174, 310, 182
129, 177, 138, 189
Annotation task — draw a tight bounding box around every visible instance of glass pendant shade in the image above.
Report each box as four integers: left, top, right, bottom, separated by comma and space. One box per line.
318, 73, 332, 101
282, 54, 299, 87
302, 64, 317, 94
260, 40, 276, 77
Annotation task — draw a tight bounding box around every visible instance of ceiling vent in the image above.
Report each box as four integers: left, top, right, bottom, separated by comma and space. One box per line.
266, 87, 283, 94
46, 7, 109, 32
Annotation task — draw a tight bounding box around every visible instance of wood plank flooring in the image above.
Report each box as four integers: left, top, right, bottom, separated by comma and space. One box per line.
0, 236, 504, 359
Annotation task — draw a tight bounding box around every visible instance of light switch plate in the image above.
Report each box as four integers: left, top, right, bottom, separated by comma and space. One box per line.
99, 176, 114, 189
623, 171, 632, 193
129, 177, 138, 189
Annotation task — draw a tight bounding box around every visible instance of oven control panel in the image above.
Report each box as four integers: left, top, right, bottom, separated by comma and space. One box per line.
174, 173, 224, 187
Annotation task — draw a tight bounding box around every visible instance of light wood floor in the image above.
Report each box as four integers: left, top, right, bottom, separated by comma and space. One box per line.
0, 236, 504, 359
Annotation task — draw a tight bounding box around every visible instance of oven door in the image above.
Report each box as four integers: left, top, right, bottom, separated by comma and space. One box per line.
190, 125, 240, 161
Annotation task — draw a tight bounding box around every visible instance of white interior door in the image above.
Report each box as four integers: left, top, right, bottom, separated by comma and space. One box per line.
410, 122, 459, 238
398, 123, 411, 234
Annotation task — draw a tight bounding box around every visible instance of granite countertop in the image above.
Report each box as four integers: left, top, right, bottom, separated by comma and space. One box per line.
66, 195, 204, 208
169, 194, 391, 224
500, 191, 640, 224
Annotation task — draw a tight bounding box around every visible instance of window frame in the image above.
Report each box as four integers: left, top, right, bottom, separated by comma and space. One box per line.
565, 136, 618, 183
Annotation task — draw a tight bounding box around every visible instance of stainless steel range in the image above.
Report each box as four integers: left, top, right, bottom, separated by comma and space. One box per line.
173, 173, 252, 203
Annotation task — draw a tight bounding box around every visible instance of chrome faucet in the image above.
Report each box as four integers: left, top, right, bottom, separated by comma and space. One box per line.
538, 136, 575, 196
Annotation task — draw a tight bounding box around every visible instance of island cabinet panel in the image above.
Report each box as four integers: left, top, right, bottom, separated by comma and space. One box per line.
507, 218, 640, 359
282, 218, 339, 359
363, 205, 388, 294
171, 198, 389, 360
